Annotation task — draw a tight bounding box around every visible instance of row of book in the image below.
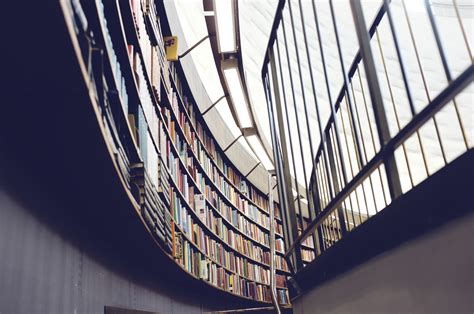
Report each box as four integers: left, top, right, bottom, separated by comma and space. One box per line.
180, 110, 272, 220
130, 0, 168, 103
96, 0, 129, 115
168, 63, 280, 217
301, 249, 316, 263
157, 157, 170, 205
164, 82, 287, 238
198, 204, 271, 247
172, 190, 273, 268
160, 105, 283, 249
82, 0, 135, 190
125, 2, 179, 254
174, 188, 289, 272
177, 115, 285, 235
301, 235, 315, 250
176, 238, 289, 303
298, 221, 317, 263
130, 162, 172, 251
129, 46, 161, 156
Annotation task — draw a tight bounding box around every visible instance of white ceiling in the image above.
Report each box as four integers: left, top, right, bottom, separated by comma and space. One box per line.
164, 0, 473, 215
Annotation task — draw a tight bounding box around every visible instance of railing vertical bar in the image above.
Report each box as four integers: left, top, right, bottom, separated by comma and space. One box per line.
350, 0, 403, 200
329, 126, 343, 196
334, 108, 353, 228
383, 0, 431, 178
400, 0, 448, 166
453, 0, 473, 61
287, 0, 320, 251
325, 126, 348, 235
309, 177, 324, 255
330, 124, 350, 231
353, 181, 365, 221
361, 177, 372, 219
322, 154, 332, 209
341, 96, 358, 178
348, 79, 379, 213
315, 163, 325, 211
311, 0, 340, 199
319, 158, 330, 210
375, 29, 415, 189
280, 10, 315, 243
297, 0, 337, 213
274, 34, 305, 233
350, 75, 368, 161
382, 0, 416, 117
423, 0, 452, 82
424, 0, 469, 150
313, 165, 326, 255
325, 218, 333, 248
266, 45, 304, 270
356, 67, 377, 156
263, 74, 290, 253
268, 172, 281, 314
348, 192, 360, 227
343, 199, 353, 231
356, 67, 389, 208
329, 217, 335, 246
328, 0, 365, 171
344, 187, 356, 230
367, 169, 379, 214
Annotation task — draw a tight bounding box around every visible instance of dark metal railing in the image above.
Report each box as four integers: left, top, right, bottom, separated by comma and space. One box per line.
262, 0, 473, 273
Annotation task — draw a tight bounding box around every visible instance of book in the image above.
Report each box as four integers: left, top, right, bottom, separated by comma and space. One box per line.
199, 258, 210, 280
195, 194, 206, 221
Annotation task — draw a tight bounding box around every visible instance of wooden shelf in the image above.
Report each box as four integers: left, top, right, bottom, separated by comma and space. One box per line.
118, 0, 285, 253
77, 0, 293, 303
117, 0, 290, 266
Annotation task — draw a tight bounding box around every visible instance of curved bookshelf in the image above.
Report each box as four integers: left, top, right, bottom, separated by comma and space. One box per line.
116, 0, 287, 255
168, 75, 282, 219
66, 0, 290, 304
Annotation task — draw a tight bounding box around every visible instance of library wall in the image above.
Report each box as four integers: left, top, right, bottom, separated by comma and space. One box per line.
0, 0, 290, 310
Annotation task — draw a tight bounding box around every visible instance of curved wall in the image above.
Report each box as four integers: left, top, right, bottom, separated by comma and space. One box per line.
0, 1, 257, 312
0, 161, 207, 314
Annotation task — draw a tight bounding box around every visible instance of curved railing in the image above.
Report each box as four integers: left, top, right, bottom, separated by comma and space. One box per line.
262, 0, 473, 272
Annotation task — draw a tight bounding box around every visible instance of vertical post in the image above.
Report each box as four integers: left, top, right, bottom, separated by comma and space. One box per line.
266, 46, 303, 271
273, 32, 304, 233
280, 13, 313, 240
268, 171, 282, 314
350, 0, 402, 199
308, 177, 324, 256
325, 129, 348, 235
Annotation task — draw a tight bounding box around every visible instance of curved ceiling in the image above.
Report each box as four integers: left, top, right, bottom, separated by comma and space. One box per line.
164, 0, 473, 206
163, 0, 273, 195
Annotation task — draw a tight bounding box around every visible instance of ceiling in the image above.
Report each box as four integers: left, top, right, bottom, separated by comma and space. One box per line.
164, 0, 473, 216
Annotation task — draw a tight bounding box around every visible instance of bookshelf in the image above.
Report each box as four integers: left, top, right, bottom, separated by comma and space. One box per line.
66, 0, 290, 305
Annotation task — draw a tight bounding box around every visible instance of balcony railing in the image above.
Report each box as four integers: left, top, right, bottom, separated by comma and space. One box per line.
261, 0, 473, 273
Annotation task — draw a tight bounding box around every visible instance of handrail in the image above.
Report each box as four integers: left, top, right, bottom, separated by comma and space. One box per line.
261, 0, 474, 274
286, 64, 473, 257
269, 172, 282, 313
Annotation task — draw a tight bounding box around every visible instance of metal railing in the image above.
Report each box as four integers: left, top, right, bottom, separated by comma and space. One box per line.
262, 0, 473, 273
